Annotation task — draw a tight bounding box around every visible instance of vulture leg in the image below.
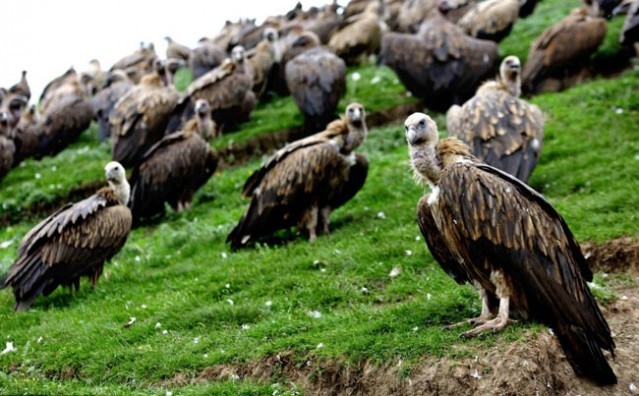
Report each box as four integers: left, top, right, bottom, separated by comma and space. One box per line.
461, 297, 516, 338
320, 207, 331, 235
444, 287, 494, 329
305, 207, 319, 242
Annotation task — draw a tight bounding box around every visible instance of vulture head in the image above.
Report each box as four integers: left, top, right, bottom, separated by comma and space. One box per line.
437, 0, 454, 16
344, 103, 368, 152
500, 56, 521, 97
231, 46, 246, 64
263, 27, 279, 43
346, 102, 365, 128
194, 99, 216, 140
105, 161, 130, 205
104, 70, 130, 87
405, 112, 442, 185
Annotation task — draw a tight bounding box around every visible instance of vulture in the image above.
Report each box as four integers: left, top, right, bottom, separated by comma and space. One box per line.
165, 36, 192, 61
328, 1, 385, 65
227, 103, 369, 250
381, 3, 499, 111
0, 112, 16, 181
285, 47, 347, 132
12, 105, 41, 166
267, 28, 321, 96
170, 46, 253, 133
81, 60, 108, 95
9, 70, 31, 100
90, 70, 134, 142
129, 100, 218, 224
0, 89, 28, 129
619, 0, 639, 50
37, 71, 93, 159
189, 39, 227, 80
522, 8, 606, 95
405, 112, 617, 385
246, 28, 282, 99
110, 43, 158, 84
446, 56, 544, 183
457, 0, 520, 42
0, 162, 132, 311
110, 71, 179, 167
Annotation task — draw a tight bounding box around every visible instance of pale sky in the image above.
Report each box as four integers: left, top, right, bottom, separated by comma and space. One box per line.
0, 0, 324, 102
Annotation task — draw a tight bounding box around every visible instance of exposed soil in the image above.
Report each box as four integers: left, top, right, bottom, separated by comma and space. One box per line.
582, 237, 639, 275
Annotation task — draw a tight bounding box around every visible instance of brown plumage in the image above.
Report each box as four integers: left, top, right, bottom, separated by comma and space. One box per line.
110, 43, 158, 84
458, 0, 519, 42
246, 31, 281, 99
170, 46, 253, 133
37, 74, 93, 159
165, 36, 192, 61
1, 162, 132, 311
11, 105, 41, 166
189, 39, 227, 79
328, 1, 384, 65
90, 70, 134, 142
0, 112, 16, 181
446, 56, 544, 183
9, 70, 31, 100
396, 0, 437, 32
110, 72, 179, 167
39, 67, 78, 105
302, 6, 341, 44
81, 60, 108, 95
342, 0, 374, 20
268, 28, 321, 96
227, 103, 369, 250
381, 5, 499, 111
285, 47, 347, 132
129, 100, 218, 224
522, 8, 606, 95
406, 112, 617, 385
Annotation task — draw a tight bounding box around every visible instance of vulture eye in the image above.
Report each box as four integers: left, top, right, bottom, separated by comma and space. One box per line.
419, 119, 426, 127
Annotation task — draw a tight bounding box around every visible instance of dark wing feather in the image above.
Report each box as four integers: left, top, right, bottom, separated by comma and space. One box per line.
417, 195, 469, 285
36, 95, 93, 159
437, 162, 615, 384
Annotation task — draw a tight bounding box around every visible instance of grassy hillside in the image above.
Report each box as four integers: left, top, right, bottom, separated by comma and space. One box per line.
0, 3, 637, 395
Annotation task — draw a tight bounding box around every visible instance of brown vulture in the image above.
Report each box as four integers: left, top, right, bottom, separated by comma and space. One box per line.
169, 46, 253, 133
328, 1, 385, 65
37, 72, 93, 159
110, 72, 179, 167
0, 112, 16, 181
246, 28, 282, 99
446, 56, 544, 183
0, 162, 132, 311
9, 70, 31, 100
405, 112, 617, 385
380, 3, 499, 111
189, 39, 227, 80
109, 43, 158, 84
285, 47, 347, 133
129, 100, 218, 224
165, 36, 192, 61
12, 105, 41, 166
227, 103, 369, 250
90, 70, 134, 142
522, 7, 606, 95
457, 0, 520, 42
267, 28, 321, 97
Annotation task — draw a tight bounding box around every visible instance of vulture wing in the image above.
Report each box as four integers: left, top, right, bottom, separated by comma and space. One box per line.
458, 0, 519, 42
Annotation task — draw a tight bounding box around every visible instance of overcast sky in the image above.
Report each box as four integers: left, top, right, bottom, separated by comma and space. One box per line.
0, 0, 324, 102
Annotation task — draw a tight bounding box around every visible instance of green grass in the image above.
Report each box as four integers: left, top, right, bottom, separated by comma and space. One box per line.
0, 3, 638, 393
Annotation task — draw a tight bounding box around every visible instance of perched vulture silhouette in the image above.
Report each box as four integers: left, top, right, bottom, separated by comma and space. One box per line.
228, 103, 368, 250
447, 56, 544, 183
328, 1, 385, 65
381, 4, 499, 110
129, 100, 218, 224
110, 43, 158, 84
170, 46, 253, 133
285, 47, 347, 132
9, 70, 31, 100
619, 0, 639, 48
189, 39, 227, 79
110, 72, 179, 167
165, 36, 192, 61
0, 162, 132, 311
11, 105, 41, 166
405, 112, 617, 385
522, 8, 606, 95
457, 0, 519, 42
90, 70, 134, 142
37, 71, 93, 159
0, 112, 16, 181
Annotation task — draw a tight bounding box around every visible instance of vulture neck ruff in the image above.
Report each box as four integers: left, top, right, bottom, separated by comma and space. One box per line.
109, 178, 131, 206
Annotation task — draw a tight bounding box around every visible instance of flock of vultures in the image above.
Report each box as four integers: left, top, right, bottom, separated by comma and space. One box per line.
1, 0, 638, 387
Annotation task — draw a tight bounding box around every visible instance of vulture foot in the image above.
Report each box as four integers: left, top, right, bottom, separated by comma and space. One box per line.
459, 317, 517, 338
443, 314, 493, 331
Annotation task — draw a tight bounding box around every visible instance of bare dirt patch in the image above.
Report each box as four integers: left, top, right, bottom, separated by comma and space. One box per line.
583, 237, 639, 275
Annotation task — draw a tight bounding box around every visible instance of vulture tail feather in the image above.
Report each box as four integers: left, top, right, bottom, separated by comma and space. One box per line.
556, 324, 617, 385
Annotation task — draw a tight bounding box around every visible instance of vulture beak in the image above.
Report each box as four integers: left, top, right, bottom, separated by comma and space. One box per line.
406, 127, 419, 146
351, 107, 362, 122
195, 100, 209, 115
0, 112, 9, 126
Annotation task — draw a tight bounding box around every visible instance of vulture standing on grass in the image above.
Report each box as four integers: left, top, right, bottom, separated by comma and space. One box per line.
0, 113, 16, 181
328, 0, 385, 65
110, 71, 179, 167
457, 0, 520, 42
405, 112, 617, 385
381, 2, 499, 111
268, 29, 321, 96
129, 100, 218, 224
446, 56, 544, 183
37, 70, 93, 159
285, 47, 347, 132
227, 103, 369, 250
9, 70, 31, 100
90, 70, 134, 142
522, 7, 606, 95
12, 105, 41, 166
0, 162, 132, 311
165, 36, 192, 61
